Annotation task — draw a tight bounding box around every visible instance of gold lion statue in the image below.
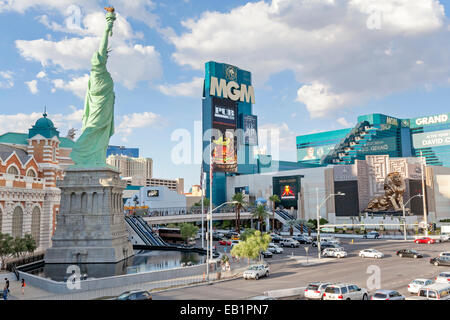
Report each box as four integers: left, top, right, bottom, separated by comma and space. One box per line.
365, 172, 406, 212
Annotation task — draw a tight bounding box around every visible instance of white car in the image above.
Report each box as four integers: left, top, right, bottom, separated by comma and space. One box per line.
439, 252, 450, 258
435, 271, 450, 284
267, 243, 284, 254
322, 237, 340, 244
363, 231, 380, 239
323, 284, 369, 300
231, 240, 241, 247
359, 249, 384, 259
304, 282, 331, 300
279, 238, 300, 248
322, 248, 347, 258
371, 290, 405, 300
242, 264, 270, 280
408, 279, 434, 294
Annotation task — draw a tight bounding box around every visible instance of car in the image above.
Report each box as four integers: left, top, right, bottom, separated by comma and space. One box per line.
218, 239, 232, 246
408, 279, 434, 294
321, 237, 340, 244
261, 250, 273, 258
359, 249, 384, 259
243, 264, 270, 280
212, 232, 224, 241
418, 283, 450, 300
371, 290, 405, 300
430, 256, 450, 267
247, 296, 276, 300
322, 248, 348, 258
414, 237, 435, 244
279, 238, 300, 248
231, 240, 241, 247
270, 234, 283, 243
323, 284, 369, 300
293, 235, 312, 244
116, 290, 152, 300
439, 252, 450, 258
396, 249, 423, 259
434, 271, 450, 284
363, 231, 380, 239
224, 231, 239, 239
319, 242, 342, 251
267, 243, 284, 254
304, 282, 331, 300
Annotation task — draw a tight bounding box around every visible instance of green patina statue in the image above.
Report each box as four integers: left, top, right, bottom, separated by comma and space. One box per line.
70, 8, 117, 167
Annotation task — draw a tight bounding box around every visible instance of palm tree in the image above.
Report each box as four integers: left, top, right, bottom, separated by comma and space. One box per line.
231, 193, 246, 233
268, 195, 280, 232
285, 219, 306, 236
251, 204, 270, 232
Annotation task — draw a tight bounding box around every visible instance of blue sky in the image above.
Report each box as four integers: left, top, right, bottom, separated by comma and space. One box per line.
1, 0, 450, 191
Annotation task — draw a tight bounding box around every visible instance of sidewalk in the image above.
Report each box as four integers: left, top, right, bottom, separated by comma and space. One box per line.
3, 259, 250, 300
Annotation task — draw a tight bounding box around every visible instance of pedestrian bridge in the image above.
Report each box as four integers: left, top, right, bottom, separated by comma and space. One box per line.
137, 211, 255, 225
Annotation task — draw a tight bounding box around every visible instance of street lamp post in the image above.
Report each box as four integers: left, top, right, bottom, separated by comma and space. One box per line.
401, 194, 423, 241
316, 188, 345, 259
206, 200, 238, 283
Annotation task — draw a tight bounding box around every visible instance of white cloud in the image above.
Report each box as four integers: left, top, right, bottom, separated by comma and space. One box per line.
0, 71, 14, 89
52, 74, 89, 98
158, 77, 203, 97
36, 71, 47, 79
170, 0, 448, 118
336, 117, 352, 127
0, 108, 164, 142
0, 108, 83, 136
25, 80, 38, 94
14, 4, 163, 95
257, 122, 298, 161
116, 112, 165, 141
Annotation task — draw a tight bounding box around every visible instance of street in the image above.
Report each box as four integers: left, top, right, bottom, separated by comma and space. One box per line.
152, 237, 449, 300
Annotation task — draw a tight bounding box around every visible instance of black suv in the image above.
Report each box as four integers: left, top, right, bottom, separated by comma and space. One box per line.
293, 235, 312, 244
430, 256, 450, 266
396, 249, 423, 259
271, 235, 283, 243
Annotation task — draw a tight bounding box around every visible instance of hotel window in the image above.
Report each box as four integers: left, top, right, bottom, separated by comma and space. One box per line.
7, 166, 19, 175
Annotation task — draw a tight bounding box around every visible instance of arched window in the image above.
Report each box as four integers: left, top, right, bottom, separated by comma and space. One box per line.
26, 168, 37, 177
12, 206, 23, 238
7, 166, 19, 175
31, 207, 41, 247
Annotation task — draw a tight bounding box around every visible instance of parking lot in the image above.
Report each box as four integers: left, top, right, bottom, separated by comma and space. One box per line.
153, 236, 450, 300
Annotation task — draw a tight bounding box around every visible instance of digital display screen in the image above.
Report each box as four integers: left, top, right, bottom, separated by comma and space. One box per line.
211, 97, 238, 173
147, 190, 159, 198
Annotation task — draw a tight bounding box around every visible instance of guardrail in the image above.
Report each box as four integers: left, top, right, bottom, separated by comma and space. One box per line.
125, 205, 258, 217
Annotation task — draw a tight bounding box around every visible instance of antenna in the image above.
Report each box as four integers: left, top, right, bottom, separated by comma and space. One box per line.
43, 106, 47, 117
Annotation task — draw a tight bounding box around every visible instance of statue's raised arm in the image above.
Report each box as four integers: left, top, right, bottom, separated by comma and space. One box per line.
70, 8, 117, 167
99, 7, 116, 61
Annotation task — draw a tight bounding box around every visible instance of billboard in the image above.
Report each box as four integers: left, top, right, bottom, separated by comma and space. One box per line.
297, 144, 335, 162
412, 129, 450, 149
410, 113, 450, 129
211, 97, 238, 172
272, 175, 302, 209
356, 137, 397, 155
242, 114, 258, 146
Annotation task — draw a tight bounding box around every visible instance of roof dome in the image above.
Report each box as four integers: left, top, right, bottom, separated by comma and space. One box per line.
33, 112, 55, 129
28, 111, 60, 139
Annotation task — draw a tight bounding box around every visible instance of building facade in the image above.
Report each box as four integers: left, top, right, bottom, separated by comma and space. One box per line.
106, 154, 153, 181
296, 112, 450, 167
227, 155, 450, 225
0, 113, 74, 250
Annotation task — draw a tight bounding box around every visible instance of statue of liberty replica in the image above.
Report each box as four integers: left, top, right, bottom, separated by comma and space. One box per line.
70, 7, 116, 166
46, 8, 134, 266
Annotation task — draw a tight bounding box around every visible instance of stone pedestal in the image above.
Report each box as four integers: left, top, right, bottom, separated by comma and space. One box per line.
45, 167, 134, 264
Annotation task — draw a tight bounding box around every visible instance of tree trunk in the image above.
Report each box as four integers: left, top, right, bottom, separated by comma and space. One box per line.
290, 226, 293, 236
300, 224, 304, 234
